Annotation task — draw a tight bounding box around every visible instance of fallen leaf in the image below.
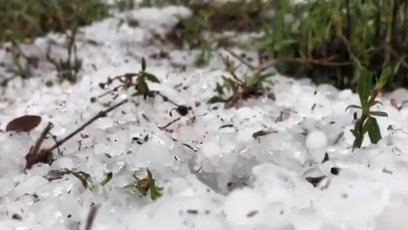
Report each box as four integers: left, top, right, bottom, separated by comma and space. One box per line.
6, 115, 42, 132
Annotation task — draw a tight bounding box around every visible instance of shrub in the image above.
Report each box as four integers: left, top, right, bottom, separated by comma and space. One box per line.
0, 0, 110, 45
255, 0, 407, 91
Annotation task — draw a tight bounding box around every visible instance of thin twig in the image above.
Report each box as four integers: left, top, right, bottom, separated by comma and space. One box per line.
225, 49, 352, 73
219, 52, 244, 84
84, 204, 100, 230
224, 49, 257, 70
159, 117, 181, 130
48, 131, 62, 155
45, 99, 129, 153
275, 56, 352, 67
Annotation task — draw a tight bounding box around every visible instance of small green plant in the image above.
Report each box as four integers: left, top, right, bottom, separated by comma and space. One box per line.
1, 42, 41, 86
0, 0, 110, 45
194, 47, 212, 68
166, 12, 214, 67
0, 0, 112, 86
207, 53, 275, 108
346, 66, 392, 150
253, 0, 408, 91
93, 57, 161, 102
124, 169, 163, 201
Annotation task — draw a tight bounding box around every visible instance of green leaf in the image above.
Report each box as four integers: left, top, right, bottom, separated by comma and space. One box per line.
357, 67, 373, 108
222, 77, 237, 93
350, 129, 357, 137
352, 135, 363, 150
141, 57, 147, 71
99, 172, 113, 187
136, 78, 148, 95
207, 96, 226, 104
345, 104, 362, 112
46, 153, 54, 164
372, 100, 383, 106
150, 184, 163, 200
194, 50, 210, 67
215, 83, 224, 95
260, 71, 275, 80
274, 38, 297, 50
369, 111, 388, 117
147, 169, 162, 201
377, 66, 392, 88
243, 75, 253, 85
363, 117, 382, 144
144, 72, 160, 83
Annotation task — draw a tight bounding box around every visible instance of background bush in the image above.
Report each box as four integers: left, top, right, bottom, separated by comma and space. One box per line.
161, 0, 408, 92
0, 0, 111, 44
2, 0, 408, 92
255, 0, 408, 92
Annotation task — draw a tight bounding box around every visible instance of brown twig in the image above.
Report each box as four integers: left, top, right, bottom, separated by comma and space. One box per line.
274, 56, 352, 67
48, 131, 62, 155
224, 49, 257, 70
84, 204, 100, 230
226, 49, 352, 72
25, 97, 130, 170
159, 117, 181, 131
45, 98, 129, 153
25, 122, 54, 170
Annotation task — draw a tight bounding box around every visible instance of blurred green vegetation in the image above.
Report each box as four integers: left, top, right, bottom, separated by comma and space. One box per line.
156, 0, 408, 92
0, 0, 137, 85
0, 0, 111, 44
2, 0, 408, 92
257, 0, 408, 92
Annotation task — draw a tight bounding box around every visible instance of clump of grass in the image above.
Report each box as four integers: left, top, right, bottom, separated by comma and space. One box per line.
161, 0, 272, 67
46, 24, 82, 83
123, 169, 163, 201
92, 57, 161, 102
2, 42, 39, 84
0, 0, 110, 44
346, 66, 391, 150
255, 0, 408, 91
207, 52, 276, 109
0, 0, 112, 85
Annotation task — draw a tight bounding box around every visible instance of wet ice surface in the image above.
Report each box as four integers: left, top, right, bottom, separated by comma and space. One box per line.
0, 4, 408, 230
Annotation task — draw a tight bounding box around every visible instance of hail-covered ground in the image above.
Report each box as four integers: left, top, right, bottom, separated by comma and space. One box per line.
0, 4, 408, 230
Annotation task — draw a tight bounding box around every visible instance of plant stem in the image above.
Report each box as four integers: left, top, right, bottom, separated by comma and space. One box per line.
46, 98, 129, 153
25, 122, 54, 169
354, 87, 381, 149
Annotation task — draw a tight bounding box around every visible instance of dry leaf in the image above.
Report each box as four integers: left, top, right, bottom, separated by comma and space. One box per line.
6, 115, 42, 132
